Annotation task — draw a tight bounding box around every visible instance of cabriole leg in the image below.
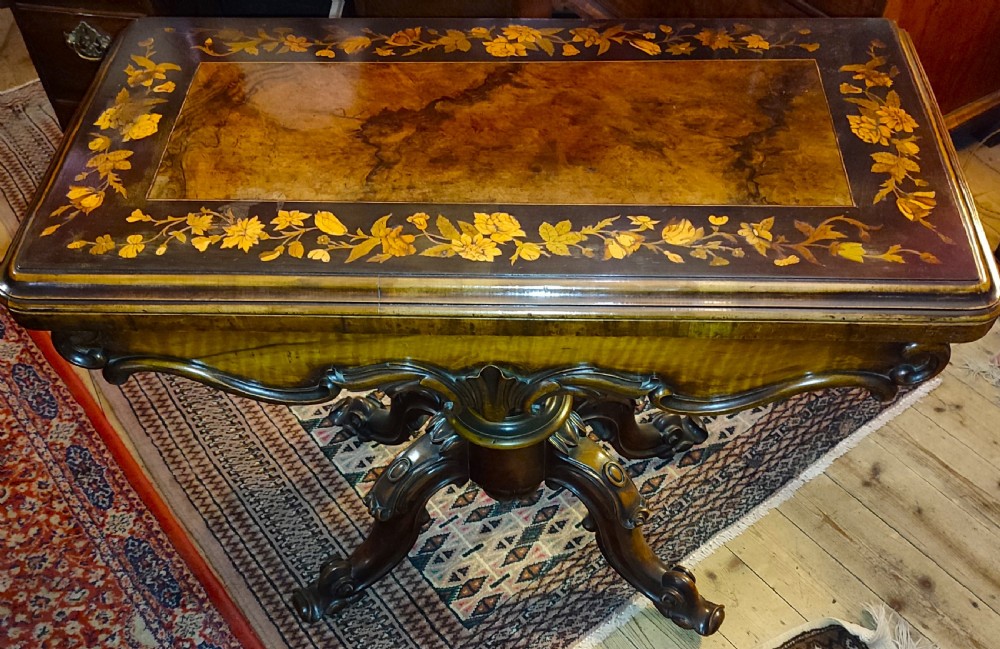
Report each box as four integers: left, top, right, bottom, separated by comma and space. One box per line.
293, 418, 468, 621
545, 425, 724, 636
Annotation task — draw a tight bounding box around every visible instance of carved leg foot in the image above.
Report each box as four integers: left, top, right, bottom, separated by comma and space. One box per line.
546, 428, 724, 636
293, 418, 468, 621
579, 398, 708, 460
329, 388, 444, 445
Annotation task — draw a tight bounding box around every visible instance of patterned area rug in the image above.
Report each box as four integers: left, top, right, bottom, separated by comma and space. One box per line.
95, 371, 933, 649
0, 81, 59, 256
2, 79, 938, 648
0, 308, 247, 648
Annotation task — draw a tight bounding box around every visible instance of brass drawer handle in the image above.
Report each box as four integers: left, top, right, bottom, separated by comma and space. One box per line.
64, 21, 112, 61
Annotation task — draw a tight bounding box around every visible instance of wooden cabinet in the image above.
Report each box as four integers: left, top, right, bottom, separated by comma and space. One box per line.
11, 3, 146, 124
885, 0, 1000, 122
9, 0, 333, 127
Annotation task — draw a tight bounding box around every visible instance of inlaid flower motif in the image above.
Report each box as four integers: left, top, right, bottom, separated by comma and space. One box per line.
841, 41, 942, 236
271, 209, 309, 230
604, 231, 643, 260
502, 25, 543, 43
834, 241, 866, 262
876, 103, 917, 133
280, 34, 310, 52
569, 28, 601, 47
484, 36, 527, 57
222, 216, 266, 252
91, 234, 115, 255
738, 218, 774, 255
122, 113, 162, 142
743, 34, 770, 50
193, 22, 823, 62
896, 192, 937, 222
667, 42, 695, 55
452, 233, 501, 261
124, 55, 181, 88
847, 114, 891, 145
118, 234, 146, 258
474, 212, 525, 242
66, 186, 105, 214
372, 216, 416, 257
51, 29, 940, 269
186, 212, 213, 235
407, 212, 430, 230
660, 219, 704, 246
628, 215, 659, 231
695, 28, 735, 50
845, 63, 893, 89
386, 28, 421, 47
95, 105, 124, 130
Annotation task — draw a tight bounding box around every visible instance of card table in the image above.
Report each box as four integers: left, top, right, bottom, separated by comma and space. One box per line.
3, 16, 998, 636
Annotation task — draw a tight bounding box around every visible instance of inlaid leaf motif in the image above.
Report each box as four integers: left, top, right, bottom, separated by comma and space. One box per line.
539, 221, 585, 256
841, 40, 946, 241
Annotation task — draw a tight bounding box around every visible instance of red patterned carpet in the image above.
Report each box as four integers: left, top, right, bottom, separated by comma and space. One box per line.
0, 307, 258, 647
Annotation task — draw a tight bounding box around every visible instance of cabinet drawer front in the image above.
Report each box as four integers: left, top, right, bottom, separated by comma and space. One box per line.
13, 8, 138, 102
13, 1, 150, 13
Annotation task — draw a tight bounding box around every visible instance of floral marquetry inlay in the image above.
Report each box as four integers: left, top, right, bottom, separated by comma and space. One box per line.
66, 208, 938, 267
840, 40, 945, 241
39, 22, 957, 271
193, 23, 821, 60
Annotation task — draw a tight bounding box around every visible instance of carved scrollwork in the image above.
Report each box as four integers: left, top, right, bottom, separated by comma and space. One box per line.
578, 398, 709, 460
49, 333, 951, 447
363, 416, 468, 522
889, 342, 951, 387
547, 421, 649, 530
51, 330, 108, 369
648, 341, 952, 416
293, 559, 357, 622
328, 387, 442, 445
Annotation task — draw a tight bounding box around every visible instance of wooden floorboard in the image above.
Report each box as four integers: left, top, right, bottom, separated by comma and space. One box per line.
598, 330, 1000, 649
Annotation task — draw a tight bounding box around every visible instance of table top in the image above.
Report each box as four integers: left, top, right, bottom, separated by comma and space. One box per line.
2, 16, 998, 331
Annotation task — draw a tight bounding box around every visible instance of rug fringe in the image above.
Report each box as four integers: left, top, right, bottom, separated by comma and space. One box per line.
861, 602, 940, 649
571, 379, 942, 649
0, 77, 43, 97
684, 378, 941, 566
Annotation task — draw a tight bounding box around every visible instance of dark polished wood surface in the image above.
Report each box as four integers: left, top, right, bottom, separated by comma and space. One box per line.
2, 17, 998, 390
4, 18, 998, 311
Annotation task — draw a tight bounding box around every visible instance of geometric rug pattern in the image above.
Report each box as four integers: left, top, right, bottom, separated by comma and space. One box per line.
109, 371, 899, 648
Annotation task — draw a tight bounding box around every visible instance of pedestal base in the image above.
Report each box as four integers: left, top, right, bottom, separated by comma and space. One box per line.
292, 395, 724, 636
